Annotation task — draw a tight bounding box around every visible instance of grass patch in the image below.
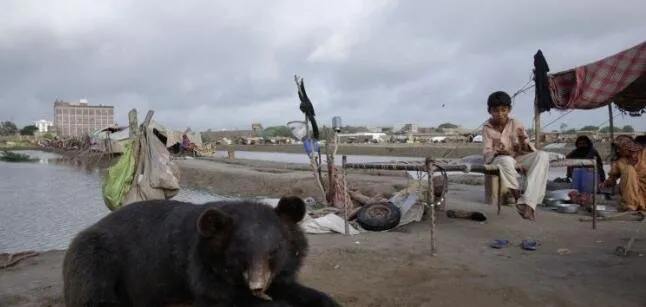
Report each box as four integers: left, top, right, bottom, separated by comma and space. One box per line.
0, 150, 39, 163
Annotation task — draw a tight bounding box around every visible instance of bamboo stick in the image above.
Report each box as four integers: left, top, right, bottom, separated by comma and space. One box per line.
342, 155, 350, 236
426, 157, 437, 255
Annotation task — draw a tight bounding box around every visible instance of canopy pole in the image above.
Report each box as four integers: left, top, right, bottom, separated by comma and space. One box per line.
608, 103, 615, 141
607, 103, 616, 196
533, 97, 541, 148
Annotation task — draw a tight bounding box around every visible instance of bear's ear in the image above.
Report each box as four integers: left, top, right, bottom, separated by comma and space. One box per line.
274, 196, 306, 224
197, 208, 234, 238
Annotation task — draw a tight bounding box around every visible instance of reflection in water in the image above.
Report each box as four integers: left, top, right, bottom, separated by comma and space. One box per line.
0, 150, 225, 253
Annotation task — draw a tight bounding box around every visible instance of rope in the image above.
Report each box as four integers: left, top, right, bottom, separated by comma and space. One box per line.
541, 104, 624, 130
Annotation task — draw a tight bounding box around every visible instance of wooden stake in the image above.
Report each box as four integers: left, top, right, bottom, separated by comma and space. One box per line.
426, 157, 437, 255
608, 103, 615, 141
592, 161, 598, 230
533, 96, 541, 149
342, 155, 350, 236
325, 134, 334, 204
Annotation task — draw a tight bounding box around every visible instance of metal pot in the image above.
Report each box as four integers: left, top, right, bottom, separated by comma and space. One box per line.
556, 203, 580, 214
547, 189, 577, 201
543, 197, 563, 207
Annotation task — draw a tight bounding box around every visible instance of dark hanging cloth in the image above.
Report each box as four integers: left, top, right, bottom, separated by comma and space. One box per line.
534, 50, 554, 113
297, 79, 319, 140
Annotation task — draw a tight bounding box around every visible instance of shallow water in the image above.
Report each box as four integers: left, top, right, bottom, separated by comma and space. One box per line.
0, 150, 225, 253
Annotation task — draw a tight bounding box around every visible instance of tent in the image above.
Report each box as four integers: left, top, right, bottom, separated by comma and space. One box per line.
532, 41, 646, 230
532, 41, 646, 145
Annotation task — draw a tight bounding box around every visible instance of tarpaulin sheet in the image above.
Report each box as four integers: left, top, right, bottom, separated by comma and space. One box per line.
545, 41, 646, 113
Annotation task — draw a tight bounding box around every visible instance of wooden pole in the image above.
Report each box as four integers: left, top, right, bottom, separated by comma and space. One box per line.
425, 157, 437, 255
608, 103, 615, 141
107, 133, 113, 158
342, 155, 350, 236
127, 109, 140, 171
607, 103, 616, 196
324, 133, 335, 204
592, 159, 598, 230
533, 97, 541, 149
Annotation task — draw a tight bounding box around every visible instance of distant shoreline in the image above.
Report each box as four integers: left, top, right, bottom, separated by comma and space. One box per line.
0, 146, 40, 151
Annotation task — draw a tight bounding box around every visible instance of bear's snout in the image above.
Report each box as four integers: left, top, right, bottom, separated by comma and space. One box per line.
244, 257, 273, 299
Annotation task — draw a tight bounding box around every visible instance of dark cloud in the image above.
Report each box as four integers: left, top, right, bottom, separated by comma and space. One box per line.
1, 0, 645, 132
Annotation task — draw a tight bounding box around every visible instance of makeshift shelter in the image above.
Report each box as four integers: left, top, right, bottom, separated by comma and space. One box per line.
532, 40, 646, 229
533, 41, 646, 135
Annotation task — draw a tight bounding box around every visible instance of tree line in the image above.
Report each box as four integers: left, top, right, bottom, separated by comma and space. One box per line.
0, 121, 39, 136
556, 123, 635, 134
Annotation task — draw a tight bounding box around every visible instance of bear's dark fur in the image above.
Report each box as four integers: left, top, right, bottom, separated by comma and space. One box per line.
62, 196, 341, 307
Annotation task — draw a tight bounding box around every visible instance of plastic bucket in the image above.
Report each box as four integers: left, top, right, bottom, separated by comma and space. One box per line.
572, 168, 596, 194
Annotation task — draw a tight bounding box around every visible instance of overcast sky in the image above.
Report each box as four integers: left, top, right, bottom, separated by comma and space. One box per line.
2, 0, 645, 133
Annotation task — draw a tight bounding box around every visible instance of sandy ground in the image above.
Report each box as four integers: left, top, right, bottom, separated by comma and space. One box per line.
175, 157, 483, 199
2, 154, 646, 307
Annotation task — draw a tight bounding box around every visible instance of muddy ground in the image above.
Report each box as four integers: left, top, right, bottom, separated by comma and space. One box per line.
2, 155, 645, 307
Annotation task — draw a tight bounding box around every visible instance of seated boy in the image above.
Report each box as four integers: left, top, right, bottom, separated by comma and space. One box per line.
482, 91, 551, 221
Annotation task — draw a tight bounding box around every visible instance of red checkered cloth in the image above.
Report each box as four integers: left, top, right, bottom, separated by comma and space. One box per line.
548, 41, 646, 111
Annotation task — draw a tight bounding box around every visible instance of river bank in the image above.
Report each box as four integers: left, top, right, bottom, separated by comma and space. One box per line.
40, 148, 483, 198
3, 150, 645, 307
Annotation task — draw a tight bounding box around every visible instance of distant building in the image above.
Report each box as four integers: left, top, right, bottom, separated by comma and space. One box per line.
392, 123, 418, 134
34, 119, 54, 133
53, 99, 115, 137
251, 122, 264, 132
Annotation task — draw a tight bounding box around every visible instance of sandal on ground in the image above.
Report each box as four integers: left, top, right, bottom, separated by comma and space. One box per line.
490, 239, 511, 249
521, 239, 539, 251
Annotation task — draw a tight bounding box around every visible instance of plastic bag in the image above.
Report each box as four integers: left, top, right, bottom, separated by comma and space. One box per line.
102, 140, 136, 211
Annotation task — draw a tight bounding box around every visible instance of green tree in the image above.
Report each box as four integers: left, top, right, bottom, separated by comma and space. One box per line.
564, 128, 577, 134
0, 121, 18, 136
579, 125, 598, 131
261, 125, 293, 138
559, 123, 568, 132
621, 125, 635, 133
599, 126, 611, 133
20, 125, 39, 136
438, 122, 458, 129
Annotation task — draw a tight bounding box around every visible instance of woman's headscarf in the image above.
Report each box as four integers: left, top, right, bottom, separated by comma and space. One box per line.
567, 135, 606, 181
613, 136, 643, 165
569, 135, 595, 158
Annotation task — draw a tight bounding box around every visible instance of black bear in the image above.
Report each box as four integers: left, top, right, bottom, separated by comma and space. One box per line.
62, 196, 341, 307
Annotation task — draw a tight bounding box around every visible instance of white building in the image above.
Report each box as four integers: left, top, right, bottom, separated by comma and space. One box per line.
35, 119, 54, 133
